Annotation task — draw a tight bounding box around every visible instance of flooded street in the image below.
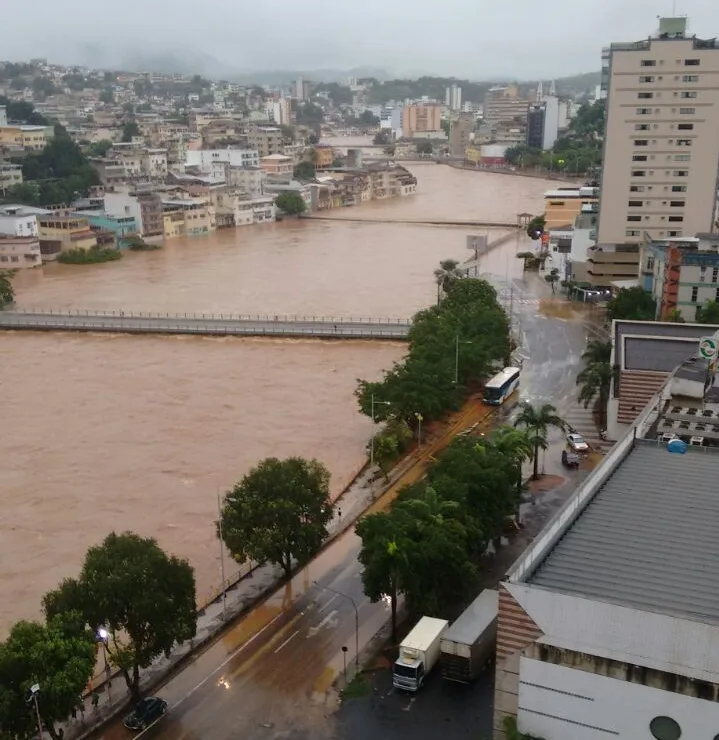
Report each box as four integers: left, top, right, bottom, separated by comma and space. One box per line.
1, 165, 567, 634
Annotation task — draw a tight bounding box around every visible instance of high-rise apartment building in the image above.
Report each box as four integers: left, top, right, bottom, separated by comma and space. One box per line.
445, 84, 462, 111
449, 112, 473, 157
402, 104, 443, 138
598, 17, 719, 246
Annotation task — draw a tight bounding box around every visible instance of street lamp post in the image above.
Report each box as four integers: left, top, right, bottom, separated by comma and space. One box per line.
28, 684, 42, 740
96, 628, 112, 705
314, 582, 359, 669
454, 334, 472, 386
415, 412, 423, 446
342, 646, 348, 682
370, 394, 391, 469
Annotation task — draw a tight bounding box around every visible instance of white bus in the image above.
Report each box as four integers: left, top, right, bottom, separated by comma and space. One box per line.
483, 366, 521, 405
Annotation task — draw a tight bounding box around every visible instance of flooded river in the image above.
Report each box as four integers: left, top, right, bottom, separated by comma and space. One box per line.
1, 163, 566, 633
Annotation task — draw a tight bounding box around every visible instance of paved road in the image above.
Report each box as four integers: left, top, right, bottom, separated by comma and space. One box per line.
0, 311, 410, 340
93, 401, 500, 740
90, 262, 604, 740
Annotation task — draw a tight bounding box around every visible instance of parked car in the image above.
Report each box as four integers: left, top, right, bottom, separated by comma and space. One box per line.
123, 697, 168, 731
566, 433, 589, 452
561, 449, 580, 468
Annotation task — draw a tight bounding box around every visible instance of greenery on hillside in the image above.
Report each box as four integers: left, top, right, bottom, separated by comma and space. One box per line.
0, 95, 49, 125
0, 272, 14, 306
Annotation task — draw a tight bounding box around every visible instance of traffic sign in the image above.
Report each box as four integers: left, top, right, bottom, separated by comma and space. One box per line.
698, 336, 718, 361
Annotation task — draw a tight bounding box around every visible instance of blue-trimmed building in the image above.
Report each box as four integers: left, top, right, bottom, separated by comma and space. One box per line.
73, 210, 139, 247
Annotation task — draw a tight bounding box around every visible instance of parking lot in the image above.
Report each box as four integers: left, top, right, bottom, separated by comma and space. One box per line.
337, 657, 494, 740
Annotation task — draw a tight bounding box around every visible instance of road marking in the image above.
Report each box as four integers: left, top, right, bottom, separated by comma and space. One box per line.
273, 629, 300, 654
307, 609, 338, 637
168, 610, 285, 711
318, 593, 338, 613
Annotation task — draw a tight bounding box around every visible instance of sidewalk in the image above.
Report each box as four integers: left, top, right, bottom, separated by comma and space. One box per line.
61, 401, 491, 740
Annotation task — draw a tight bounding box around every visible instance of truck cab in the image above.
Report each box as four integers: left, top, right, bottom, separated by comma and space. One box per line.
393, 647, 424, 691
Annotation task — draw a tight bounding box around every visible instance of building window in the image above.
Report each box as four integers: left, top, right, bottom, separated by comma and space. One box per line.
668, 216, 684, 222
633, 155, 648, 161
674, 170, 689, 176
632, 170, 646, 177
630, 185, 645, 192
715, 287, 719, 301
684, 58, 700, 66
680, 91, 698, 99
682, 74, 699, 82
641, 59, 656, 66
634, 139, 649, 146
677, 123, 694, 130
636, 108, 652, 115
676, 139, 692, 146
628, 200, 644, 207
668, 231, 681, 237
638, 92, 654, 99
674, 154, 691, 161
670, 201, 685, 207
672, 185, 687, 192
691, 287, 699, 302
635, 123, 650, 131
713, 268, 719, 283
700, 266, 707, 282
626, 229, 641, 237
639, 75, 655, 83
627, 215, 642, 222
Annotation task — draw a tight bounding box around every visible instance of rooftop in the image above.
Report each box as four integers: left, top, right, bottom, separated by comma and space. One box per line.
528, 440, 719, 624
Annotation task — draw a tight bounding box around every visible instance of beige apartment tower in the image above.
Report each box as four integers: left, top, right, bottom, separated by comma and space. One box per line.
598, 17, 719, 246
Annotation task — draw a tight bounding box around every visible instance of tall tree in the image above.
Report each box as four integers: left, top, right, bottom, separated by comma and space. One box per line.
606, 287, 656, 321
220, 457, 333, 578
513, 403, 565, 479
577, 362, 613, 429
0, 613, 96, 740
274, 191, 306, 216
484, 426, 533, 512
433, 258, 463, 303
43, 532, 196, 701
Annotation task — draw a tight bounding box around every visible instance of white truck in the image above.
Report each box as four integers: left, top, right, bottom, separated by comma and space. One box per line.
440, 589, 499, 683
392, 616, 449, 692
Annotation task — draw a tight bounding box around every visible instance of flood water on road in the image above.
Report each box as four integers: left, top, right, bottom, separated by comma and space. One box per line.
0, 164, 568, 634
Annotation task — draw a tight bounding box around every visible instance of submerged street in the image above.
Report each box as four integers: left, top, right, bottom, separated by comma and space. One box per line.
92, 250, 605, 740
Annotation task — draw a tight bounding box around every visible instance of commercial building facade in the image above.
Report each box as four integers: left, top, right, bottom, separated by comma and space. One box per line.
402, 103, 443, 138
449, 113, 473, 158
598, 17, 719, 246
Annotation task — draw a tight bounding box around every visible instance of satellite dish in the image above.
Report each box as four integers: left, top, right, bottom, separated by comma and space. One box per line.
667, 439, 688, 454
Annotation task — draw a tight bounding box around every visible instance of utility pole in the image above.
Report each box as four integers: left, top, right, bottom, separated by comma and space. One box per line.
29, 684, 42, 740
217, 489, 227, 619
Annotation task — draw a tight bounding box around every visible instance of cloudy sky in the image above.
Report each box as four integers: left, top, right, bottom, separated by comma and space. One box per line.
3, 0, 718, 78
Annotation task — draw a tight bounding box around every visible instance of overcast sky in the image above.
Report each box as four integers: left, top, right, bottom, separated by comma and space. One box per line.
3, 0, 718, 79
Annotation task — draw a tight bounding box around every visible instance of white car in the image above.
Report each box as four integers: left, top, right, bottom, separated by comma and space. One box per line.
567, 433, 589, 452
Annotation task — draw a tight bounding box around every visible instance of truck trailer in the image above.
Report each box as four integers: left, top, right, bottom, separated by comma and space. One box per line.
440, 589, 498, 683
392, 616, 449, 692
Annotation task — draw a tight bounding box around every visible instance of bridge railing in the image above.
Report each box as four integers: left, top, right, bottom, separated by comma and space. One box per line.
0, 316, 408, 337
8, 307, 412, 325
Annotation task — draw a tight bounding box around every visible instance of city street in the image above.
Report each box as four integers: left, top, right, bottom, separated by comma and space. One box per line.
90, 253, 604, 740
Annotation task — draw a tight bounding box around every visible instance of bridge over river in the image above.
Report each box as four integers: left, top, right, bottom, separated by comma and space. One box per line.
0, 309, 411, 340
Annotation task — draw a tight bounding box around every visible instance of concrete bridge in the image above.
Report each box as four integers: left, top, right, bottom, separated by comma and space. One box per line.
0, 309, 411, 340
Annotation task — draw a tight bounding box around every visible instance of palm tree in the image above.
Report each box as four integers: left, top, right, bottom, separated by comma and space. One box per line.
581, 340, 611, 365
433, 259, 464, 304
513, 403, 565, 479
576, 340, 613, 428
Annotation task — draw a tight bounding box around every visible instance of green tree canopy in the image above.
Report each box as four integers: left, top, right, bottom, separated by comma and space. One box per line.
0, 612, 96, 740
274, 191, 306, 216
526, 215, 546, 239
85, 139, 113, 158
43, 532, 196, 700
695, 300, 719, 324
373, 131, 391, 146
293, 161, 316, 182
220, 457, 333, 578
416, 141, 433, 155
121, 122, 140, 142
606, 287, 656, 321
0, 96, 49, 125
296, 102, 324, 126
0, 272, 14, 307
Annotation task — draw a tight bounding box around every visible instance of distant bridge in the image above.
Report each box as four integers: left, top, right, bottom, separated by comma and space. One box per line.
304, 216, 521, 228
0, 309, 411, 340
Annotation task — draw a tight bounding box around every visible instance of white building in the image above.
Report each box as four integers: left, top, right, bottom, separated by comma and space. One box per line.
541, 95, 559, 150
494, 355, 719, 740
185, 149, 260, 171
265, 99, 292, 127
445, 84, 462, 111
0, 235, 42, 268
0, 205, 44, 237
0, 105, 7, 126
225, 165, 266, 196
